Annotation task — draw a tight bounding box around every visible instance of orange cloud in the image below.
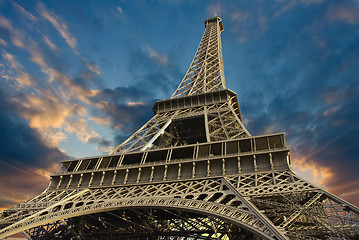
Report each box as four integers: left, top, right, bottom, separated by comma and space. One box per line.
14, 89, 102, 147
91, 116, 112, 126
45, 131, 67, 148
0, 168, 51, 210
290, 127, 358, 206
65, 118, 100, 143
293, 157, 333, 186
1, 51, 32, 87
0, 12, 111, 153
18, 92, 70, 130
0, 160, 51, 208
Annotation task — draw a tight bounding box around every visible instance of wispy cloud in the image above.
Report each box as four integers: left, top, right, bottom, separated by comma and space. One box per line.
13, 2, 37, 22
38, 2, 78, 54
0, 14, 104, 150
86, 61, 101, 75
0, 16, 25, 48
145, 46, 169, 65
326, 2, 359, 25
91, 116, 115, 127
43, 36, 59, 53
300, 0, 324, 4
231, 11, 249, 22
207, 4, 223, 16
1, 50, 32, 87
116, 6, 123, 14
274, 0, 297, 18
0, 38, 7, 47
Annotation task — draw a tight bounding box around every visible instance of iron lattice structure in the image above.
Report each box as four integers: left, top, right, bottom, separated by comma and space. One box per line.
1, 16, 358, 240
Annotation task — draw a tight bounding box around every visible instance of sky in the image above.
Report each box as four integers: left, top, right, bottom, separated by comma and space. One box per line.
0, 0, 358, 209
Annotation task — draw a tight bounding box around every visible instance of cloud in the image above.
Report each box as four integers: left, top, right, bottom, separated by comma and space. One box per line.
0, 11, 114, 158
242, 79, 359, 206
293, 157, 333, 186
96, 139, 114, 153
0, 24, 103, 149
24, 42, 99, 104
43, 36, 59, 53
38, 2, 78, 54
0, 15, 25, 47
13, 84, 102, 148
0, 89, 67, 209
326, 2, 359, 25
91, 116, 114, 127
90, 87, 154, 133
231, 1, 359, 205
0, 38, 7, 47
274, 0, 297, 18
207, 4, 223, 16
13, 2, 37, 22
274, 0, 325, 18
127, 102, 145, 106
85, 61, 101, 75
231, 11, 249, 22
1, 50, 33, 87
116, 6, 123, 14
0, 160, 54, 210
145, 46, 169, 66
300, 0, 324, 4
64, 118, 100, 143
0, 8, 107, 203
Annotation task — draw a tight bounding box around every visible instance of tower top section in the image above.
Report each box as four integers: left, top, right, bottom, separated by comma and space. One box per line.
205, 16, 223, 32
171, 16, 226, 98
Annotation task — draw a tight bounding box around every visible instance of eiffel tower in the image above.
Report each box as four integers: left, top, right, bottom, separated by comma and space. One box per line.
1, 16, 359, 240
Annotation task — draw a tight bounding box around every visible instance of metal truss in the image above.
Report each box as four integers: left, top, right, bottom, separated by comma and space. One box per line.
1, 177, 287, 239
2, 170, 358, 239
172, 17, 225, 98
110, 16, 241, 154
28, 209, 263, 240
111, 90, 250, 154
206, 101, 249, 141
1, 16, 359, 240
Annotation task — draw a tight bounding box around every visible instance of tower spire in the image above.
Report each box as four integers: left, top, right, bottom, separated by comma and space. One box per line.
172, 16, 226, 98
108, 16, 250, 154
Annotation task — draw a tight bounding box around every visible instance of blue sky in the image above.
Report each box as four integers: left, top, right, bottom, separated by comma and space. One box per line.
0, 0, 359, 209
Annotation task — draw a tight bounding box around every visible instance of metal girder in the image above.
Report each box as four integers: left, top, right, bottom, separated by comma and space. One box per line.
111, 96, 250, 154
172, 17, 225, 98
1, 171, 359, 239
1, 177, 288, 239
